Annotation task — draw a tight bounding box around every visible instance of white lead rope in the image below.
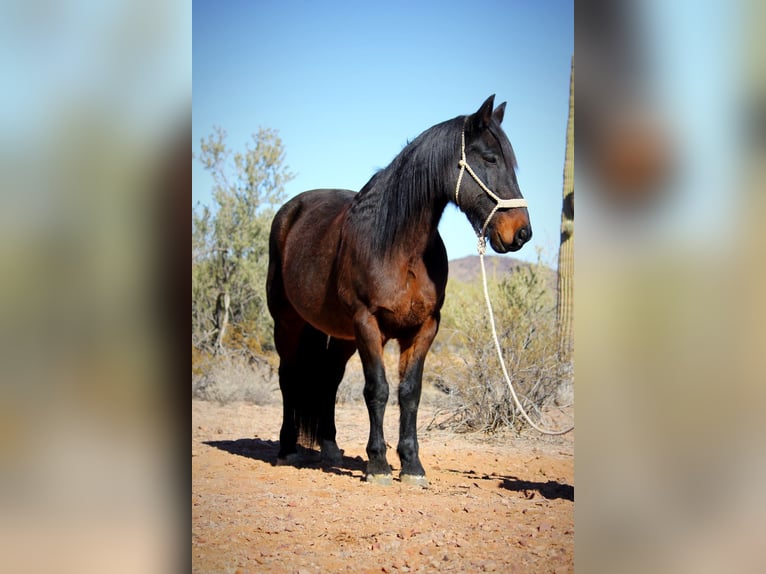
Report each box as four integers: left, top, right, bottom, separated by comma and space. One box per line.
477, 238, 574, 435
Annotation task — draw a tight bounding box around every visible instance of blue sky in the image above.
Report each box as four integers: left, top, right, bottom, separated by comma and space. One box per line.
193, 0, 573, 264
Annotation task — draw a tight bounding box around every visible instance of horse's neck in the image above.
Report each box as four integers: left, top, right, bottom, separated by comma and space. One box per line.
344, 190, 446, 264
395, 197, 446, 256
348, 131, 456, 260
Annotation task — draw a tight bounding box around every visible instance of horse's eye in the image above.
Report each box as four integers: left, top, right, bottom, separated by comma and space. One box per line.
483, 154, 497, 164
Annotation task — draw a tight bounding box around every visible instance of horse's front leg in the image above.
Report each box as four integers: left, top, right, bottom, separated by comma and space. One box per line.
354, 310, 392, 484
397, 315, 439, 487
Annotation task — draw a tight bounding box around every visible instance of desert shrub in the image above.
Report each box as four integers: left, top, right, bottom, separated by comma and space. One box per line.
192, 126, 291, 356
192, 350, 279, 405
431, 259, 572, 433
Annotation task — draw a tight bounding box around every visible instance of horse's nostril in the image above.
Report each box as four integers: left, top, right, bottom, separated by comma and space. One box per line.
517, 227, 529, 242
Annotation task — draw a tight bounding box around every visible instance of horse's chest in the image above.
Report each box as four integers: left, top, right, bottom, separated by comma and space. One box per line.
397, 292, 431, 326
377, 269, 440, 332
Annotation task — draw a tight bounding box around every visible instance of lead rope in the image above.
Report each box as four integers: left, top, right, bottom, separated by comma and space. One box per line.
455, 121, 572, 435
477, 238, 574, 435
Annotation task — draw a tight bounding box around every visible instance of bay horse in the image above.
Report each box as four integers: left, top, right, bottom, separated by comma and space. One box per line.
266, 95, 531, 486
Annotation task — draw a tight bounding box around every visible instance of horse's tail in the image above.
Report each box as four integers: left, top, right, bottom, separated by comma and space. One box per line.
291, 368, 324, 447
287, 327, 355, 448
285, 326, 339, 448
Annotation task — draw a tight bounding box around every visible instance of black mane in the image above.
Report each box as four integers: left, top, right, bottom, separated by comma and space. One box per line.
348, 117, 463, 258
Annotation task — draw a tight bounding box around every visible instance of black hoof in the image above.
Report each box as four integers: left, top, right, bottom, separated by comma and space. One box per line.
276, 452, 302, 466
320, 440, 344, 466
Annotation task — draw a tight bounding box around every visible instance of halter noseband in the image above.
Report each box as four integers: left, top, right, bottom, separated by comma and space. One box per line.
454, 121, 528, 243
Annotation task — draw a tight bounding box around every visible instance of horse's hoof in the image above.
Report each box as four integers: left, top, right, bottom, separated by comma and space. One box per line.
320, 441, 344, 466
321, 452, 343, 466
400, 474, 429, 488
304, 450, 322, 463
276, 453, 301, 466
365, 473, 393, 486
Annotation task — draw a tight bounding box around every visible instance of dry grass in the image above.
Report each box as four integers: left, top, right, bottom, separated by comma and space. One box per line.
192, 351, 279, 405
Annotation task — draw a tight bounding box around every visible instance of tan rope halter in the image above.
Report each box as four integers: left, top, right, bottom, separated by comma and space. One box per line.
454, 121, 528, 253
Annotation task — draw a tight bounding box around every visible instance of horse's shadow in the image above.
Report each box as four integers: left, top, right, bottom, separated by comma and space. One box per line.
204, 438, 367, 479
205, 439, 573, 499
448, 468, 574, 501
498, 476, 574, 501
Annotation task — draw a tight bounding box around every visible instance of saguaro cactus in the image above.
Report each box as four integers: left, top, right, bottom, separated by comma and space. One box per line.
557, 58, 574, 359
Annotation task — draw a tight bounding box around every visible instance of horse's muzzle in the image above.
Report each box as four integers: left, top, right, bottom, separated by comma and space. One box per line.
513, 225, 532, 249
490, 224, 532, 253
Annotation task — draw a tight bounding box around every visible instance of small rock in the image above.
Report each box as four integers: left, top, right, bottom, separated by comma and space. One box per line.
538, 522, 553, 532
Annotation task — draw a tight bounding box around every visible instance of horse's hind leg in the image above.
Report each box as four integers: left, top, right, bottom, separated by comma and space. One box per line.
269, 275, 308, 463
317, 336, 357, 466
268, 233, 301, 464
275, 321, 355, 465
274, 319, 304, 464
274, 322, 318, 463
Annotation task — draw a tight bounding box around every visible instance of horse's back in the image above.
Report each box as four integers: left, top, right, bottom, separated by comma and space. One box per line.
270, 189, 354, 243
268, 189, 357, 339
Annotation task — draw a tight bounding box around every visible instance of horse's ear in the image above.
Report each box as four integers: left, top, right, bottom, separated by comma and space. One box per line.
493, 101, 506, 125
470, 94, 496, 133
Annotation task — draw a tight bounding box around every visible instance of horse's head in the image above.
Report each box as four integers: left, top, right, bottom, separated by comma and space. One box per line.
455, 95, 532, 253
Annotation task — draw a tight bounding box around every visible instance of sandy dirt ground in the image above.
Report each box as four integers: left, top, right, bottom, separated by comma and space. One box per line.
192, 400, 573, 573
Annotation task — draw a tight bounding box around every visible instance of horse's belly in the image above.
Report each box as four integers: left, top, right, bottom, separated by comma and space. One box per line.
278, 190, 357, 339
287, 284, 356, 340
281, 244, 356, 340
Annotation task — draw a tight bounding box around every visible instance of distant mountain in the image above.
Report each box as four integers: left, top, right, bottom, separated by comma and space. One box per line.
448, 255, 557, 290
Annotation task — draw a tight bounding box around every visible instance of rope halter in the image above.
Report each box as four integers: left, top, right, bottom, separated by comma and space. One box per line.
454, 121, 528, 253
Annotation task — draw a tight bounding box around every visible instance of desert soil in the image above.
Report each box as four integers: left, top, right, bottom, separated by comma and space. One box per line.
192, 400, 573, 573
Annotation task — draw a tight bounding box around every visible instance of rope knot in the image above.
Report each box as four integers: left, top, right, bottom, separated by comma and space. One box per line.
477, 236, 487, 255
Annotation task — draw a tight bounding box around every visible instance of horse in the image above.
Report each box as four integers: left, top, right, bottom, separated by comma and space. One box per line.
266, 95, 531, 486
